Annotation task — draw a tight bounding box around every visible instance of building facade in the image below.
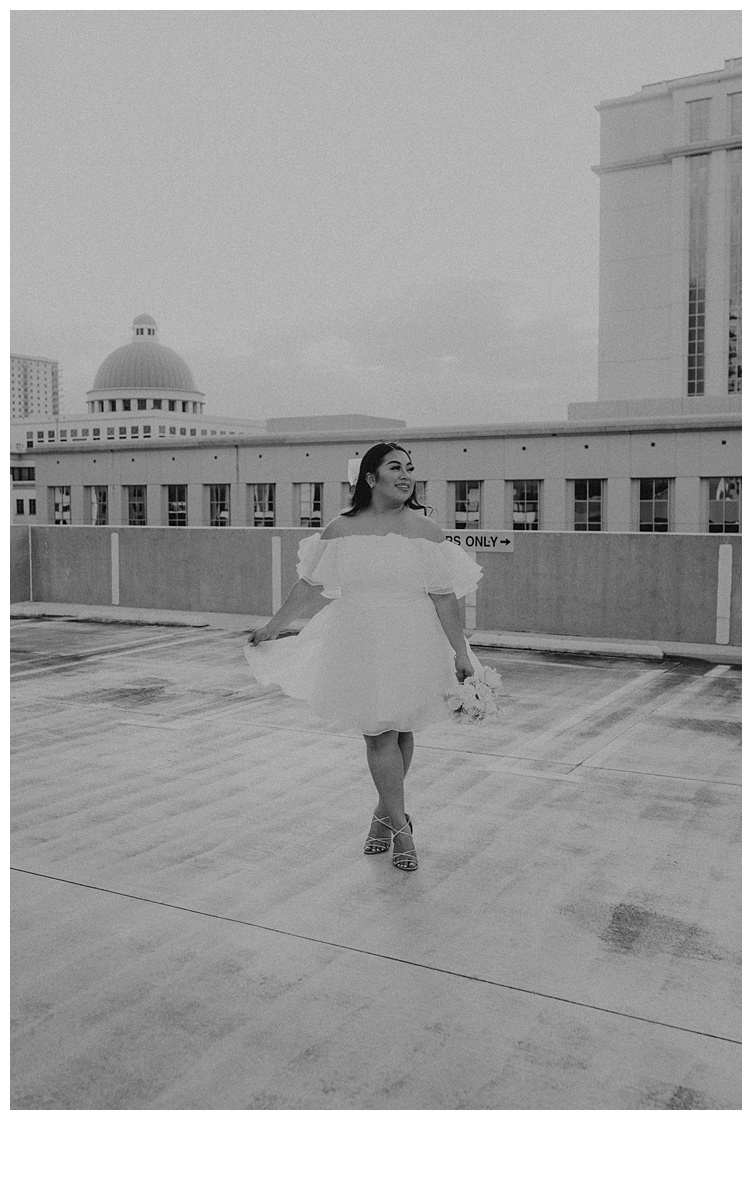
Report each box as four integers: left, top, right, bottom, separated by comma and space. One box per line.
10, 355, 60, 421
570, 58, 741, 420
26, 414, 741, 535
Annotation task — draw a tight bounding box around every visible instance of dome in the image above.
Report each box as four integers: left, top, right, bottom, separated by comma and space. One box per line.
90, 315, 200, 393
92, 342, 198, 391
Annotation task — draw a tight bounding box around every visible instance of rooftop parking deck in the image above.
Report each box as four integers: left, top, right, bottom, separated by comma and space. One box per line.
10, 616, 741, 1109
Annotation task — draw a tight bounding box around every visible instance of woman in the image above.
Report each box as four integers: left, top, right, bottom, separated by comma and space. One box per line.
246, 442, 482, 872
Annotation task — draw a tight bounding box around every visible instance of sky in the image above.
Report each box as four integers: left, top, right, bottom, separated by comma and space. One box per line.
10, 6, 742, 426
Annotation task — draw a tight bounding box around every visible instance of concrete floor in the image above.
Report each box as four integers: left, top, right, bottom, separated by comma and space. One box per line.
10, 617, 741, 1109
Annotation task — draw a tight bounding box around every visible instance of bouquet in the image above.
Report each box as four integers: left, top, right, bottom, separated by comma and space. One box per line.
444, 665, 504, 724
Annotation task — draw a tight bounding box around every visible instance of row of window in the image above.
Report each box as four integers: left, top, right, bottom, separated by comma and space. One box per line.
685, 147, 742, 397
40, 477, 741, 534
686, 93, 741, 145
86, 398, 203, 414
26, 425, 236, 447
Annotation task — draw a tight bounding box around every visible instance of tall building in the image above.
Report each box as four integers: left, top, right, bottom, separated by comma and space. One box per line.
570, 58, 741, 420
10, 355, 59, 420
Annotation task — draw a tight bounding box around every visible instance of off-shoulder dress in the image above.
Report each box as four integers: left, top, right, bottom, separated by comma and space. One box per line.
244, 532, 483, 736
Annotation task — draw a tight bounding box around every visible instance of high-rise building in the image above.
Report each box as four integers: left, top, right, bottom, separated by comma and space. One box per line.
570, 58, 741, 420
10, 355, 60, 420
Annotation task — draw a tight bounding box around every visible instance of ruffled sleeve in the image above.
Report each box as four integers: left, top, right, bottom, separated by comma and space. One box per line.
416, 539, 483, 598
296, 533, 341, 599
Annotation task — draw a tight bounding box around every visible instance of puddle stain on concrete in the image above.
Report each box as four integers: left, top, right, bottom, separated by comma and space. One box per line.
600, 902, 736, 962
638, 1083, 714, 1110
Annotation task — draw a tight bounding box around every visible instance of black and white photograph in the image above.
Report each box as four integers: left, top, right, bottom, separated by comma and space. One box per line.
9, 2, 742, 1192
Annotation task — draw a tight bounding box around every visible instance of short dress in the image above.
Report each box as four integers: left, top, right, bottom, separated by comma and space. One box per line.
244, 532, 483, 736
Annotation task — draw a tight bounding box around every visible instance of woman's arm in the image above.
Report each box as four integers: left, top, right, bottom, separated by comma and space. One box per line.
429, 592, 474, 681
247, 578, 330, 644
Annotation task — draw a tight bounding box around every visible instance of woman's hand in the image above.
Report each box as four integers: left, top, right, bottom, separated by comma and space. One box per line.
247, 625, 278, 647
454, 653, 474, 683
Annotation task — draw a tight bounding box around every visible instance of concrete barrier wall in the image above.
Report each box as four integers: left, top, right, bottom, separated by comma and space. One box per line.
10, 525, 31, 603
30, 527, 114, 607
475, 533, 741, 645
13, 526, 741, 645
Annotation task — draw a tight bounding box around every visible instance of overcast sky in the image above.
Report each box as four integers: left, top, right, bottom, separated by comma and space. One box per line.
11, 7, 741, 426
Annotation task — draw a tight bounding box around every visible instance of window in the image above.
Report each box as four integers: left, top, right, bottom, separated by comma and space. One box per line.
59, 430, 67, 441
210, 430, 217, 436
109, 399, 117, 412
11, 466, 35, 481
16, 498, 24, 515
688, 155, 709, 395
36, 432, 44, 442
89, 485, 108, 526
143, 426, 151, 437
452, 480, 481, 529
167, 484, 187, 526
727, 92, 741, 138
28, 499, 36, 515
119, 427, 127, 438
52, 485, 71, 525
47, 430, 55, 441
192, 402, 198, 413
168, 400, 176, 411
93, 428, 100, 439
727, 149, 741, 393
180, 427, 186, 436
298, 482, 322, 527
513, 480, 540, 530
708, 477, 741, 533
190, 428, 196, 436
687, 98, 710, 143
137, 398, 147, 410
638, 478, 671, 532
201, 429, 207, 436
26, 432, 33, 448
127, 485, 147, 526
251, 483, 275, 526
159, 426, 166, 436
169, 426, 176, 435
573, 479, 604, 531
96, 400, 104, 412
81, 429, 89, 438
209, 484, 231, 526
107, 427, 115, 439
152, 399, 162, 410
131, 426, 139, 437
122, 399, 131, 411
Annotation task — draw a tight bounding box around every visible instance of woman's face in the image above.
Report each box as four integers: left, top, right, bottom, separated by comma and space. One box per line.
368, 449, 415, 506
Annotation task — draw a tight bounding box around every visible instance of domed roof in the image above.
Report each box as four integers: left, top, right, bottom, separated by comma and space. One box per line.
90, 316, 200, 393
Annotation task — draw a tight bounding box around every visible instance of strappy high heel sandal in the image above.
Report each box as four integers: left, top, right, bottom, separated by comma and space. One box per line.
392, 817, 418, 872
364, 813, 393, 855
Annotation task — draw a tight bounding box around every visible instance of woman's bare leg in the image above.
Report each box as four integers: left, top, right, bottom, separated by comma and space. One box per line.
364, 730, 415, 856
398, 731, 414, 779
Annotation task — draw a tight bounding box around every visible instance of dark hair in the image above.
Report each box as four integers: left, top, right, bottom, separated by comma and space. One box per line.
342, 442, 429, 517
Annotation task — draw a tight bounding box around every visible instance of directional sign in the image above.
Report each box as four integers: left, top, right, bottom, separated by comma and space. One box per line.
443, 530, 514, 552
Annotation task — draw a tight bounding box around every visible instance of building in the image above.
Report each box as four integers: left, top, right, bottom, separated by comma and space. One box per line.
25, 412, 741, 534
10, 315, 267, 455
570, 58, 741, 420
10, 355, 59, 421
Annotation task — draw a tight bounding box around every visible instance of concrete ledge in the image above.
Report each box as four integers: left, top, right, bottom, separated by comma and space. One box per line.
11, 601, 740, 665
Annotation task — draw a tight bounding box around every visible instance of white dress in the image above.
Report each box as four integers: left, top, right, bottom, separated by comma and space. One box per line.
244, 532, 483, 736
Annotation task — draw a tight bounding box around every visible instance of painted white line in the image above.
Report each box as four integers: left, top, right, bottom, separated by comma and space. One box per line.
111, 532, 120, 606
517, 670, 665, 755
715, 543, 732, 645
652, 663, 730, 715
271, 536, 282, 614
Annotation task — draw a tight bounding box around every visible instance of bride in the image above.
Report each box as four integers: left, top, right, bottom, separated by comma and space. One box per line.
246, 442, 482, 872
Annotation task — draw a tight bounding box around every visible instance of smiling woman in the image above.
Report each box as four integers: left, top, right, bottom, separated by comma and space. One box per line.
245, 441, 483, 872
